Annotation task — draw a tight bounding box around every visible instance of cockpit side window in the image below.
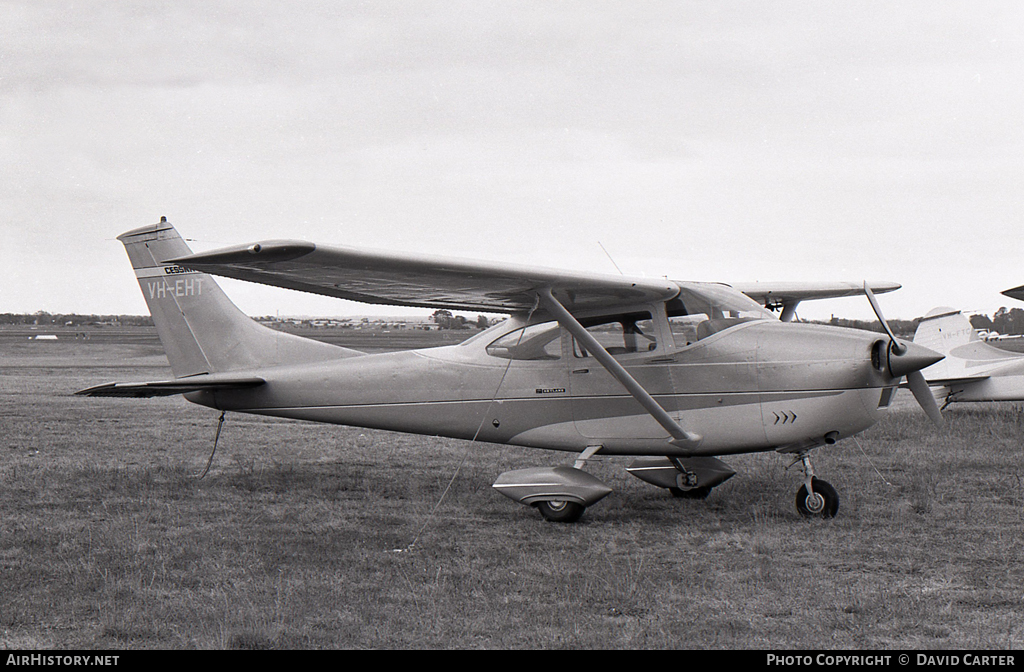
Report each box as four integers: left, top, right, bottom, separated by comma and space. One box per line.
572, 312, 657, 358
667, 313, 709, 348
486, 321, 562, 360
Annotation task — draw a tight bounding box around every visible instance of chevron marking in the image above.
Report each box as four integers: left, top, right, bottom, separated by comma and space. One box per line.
773, 410, 798, 425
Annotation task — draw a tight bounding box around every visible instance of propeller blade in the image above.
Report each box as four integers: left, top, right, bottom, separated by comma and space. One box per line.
864, 283, 907, 355
864, 282, 944, 426
906, 370, 944, 427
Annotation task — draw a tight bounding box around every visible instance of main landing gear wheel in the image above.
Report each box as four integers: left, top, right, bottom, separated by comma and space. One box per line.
796, 477, 839, 518
536, 500, 585, 523
669, 485, 712, 500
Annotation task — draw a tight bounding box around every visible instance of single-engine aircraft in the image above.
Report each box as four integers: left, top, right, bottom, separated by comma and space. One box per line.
78, 218, 945, 521
911, 288, 1024, 408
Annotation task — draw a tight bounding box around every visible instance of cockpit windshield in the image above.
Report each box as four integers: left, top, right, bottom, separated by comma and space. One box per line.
670, 283, 773, 321
667, 282, 772, 347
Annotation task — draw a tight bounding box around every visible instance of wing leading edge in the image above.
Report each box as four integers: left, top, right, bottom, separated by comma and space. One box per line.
173, 239, 902, 318
729, 281, 901, 321
172, 240, 681, 314
731, 281, 901, 307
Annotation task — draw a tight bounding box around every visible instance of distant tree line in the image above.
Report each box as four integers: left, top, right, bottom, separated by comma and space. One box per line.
814, 307, 1024, 338
0, 312, 154, 327
820, 316, 919, 338
431, 310, 492, 330
968, 307, 1024, 335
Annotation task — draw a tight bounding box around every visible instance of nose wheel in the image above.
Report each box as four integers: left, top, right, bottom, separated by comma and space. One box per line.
791, 453, 840, 518
796, 477, 839, 518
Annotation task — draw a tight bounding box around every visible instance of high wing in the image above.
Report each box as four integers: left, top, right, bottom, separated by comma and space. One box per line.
171, 240, 680, 314
729, 281, 901, 321
77, 373, 265, 398
730, 281, 901, 307
172, 241, 901, 317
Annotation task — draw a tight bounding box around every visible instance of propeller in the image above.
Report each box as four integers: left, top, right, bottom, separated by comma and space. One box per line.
905, 368, 945, 427
864, 283, 945, 427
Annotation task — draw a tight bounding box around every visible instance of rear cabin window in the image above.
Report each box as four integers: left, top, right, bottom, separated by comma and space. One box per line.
572, 313, 657, 358
486, 322, 562, 360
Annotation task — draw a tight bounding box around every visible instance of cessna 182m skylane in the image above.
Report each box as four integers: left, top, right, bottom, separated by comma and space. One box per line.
79, 219, 945, 521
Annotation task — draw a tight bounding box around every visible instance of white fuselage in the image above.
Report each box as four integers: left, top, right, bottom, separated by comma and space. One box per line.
188, 318, 899, 457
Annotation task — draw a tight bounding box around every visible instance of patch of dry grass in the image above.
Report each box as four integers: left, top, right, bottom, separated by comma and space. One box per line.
1, 333, 1023, 649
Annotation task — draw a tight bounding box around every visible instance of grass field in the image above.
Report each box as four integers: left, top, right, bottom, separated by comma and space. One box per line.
1, 327, 1022, 649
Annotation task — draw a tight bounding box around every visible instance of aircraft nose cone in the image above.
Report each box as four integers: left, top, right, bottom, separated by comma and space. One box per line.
887, 340, 944, 379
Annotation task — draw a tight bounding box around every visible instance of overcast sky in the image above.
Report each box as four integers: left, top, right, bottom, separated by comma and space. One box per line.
3, 1, 1023, 322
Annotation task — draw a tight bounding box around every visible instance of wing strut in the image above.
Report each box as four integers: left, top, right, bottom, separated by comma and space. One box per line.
535, 288, 703, 451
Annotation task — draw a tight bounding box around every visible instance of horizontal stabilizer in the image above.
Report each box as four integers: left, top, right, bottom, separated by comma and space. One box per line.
76, 374, 265, 398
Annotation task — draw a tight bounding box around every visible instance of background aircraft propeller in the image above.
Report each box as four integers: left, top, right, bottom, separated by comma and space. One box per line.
864, 283, 945, 427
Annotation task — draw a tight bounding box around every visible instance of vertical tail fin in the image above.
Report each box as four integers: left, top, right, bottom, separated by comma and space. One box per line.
119, 218, 358, 378
912, 308, 978, 355
911, 307, 988, 382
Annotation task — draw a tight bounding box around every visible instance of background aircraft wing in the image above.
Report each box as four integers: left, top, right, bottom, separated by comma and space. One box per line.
172, 240, 680, 314
901, 375, 990, 388
77, 374, 265, 398
729, 281, 901, 309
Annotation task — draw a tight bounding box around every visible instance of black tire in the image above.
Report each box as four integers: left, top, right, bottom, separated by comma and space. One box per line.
796, 477, 839, 518
669, 485, 712, 500
536, 500, 585, 523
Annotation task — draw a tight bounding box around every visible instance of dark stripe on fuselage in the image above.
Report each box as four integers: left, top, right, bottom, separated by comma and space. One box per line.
218, 388, 848, 416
